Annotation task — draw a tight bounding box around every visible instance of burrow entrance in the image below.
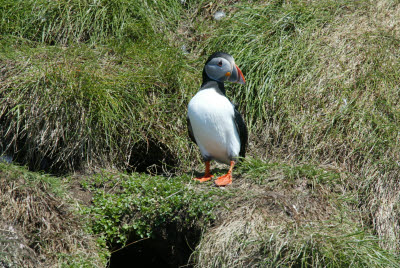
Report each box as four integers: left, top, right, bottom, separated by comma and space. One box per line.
109, 224, 201, 267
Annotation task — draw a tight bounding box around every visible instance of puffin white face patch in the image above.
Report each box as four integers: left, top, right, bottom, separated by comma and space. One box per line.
205, 57, 232, 82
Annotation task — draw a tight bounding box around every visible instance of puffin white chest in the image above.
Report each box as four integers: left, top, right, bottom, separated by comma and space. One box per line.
188, 87, 241, 164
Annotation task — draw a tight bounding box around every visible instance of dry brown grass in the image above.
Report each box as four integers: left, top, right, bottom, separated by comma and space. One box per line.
0, 164, 105, 267
192, 166, 361, 267
317, 0, 400, 252
191, 159, 400, 266
364, 167, 400, 251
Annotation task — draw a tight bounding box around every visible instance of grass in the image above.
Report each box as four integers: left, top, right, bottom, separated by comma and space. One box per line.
196, 222, 400, 267
0, 34, 194, 173
203, 0, 399, 166
194, 159, 400, 267
0, 0, 200, 173
0, 162, 106, 267
200, 1, 400, 256
1, 0, 400, 266
0, 0, 150, 45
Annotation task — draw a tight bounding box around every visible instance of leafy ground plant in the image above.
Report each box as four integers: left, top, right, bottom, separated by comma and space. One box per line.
82, 172, 221, 246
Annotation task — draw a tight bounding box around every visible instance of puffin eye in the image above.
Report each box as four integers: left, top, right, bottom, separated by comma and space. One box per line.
217, 60, 223, 67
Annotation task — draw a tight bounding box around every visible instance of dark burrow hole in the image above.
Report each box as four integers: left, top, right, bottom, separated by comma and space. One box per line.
5, 147, 80, 176
127, 138, 178, 175
109, 224, 200, 268
2, 135, 178, 176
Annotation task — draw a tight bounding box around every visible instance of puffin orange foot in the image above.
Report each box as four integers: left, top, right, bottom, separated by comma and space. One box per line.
215, 173, 232, 186
193, 174, 214, 182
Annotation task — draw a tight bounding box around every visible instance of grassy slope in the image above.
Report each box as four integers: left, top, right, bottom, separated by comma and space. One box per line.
0, 0, 196, 173
0, 163, 107, 267
1, 0, 400, 267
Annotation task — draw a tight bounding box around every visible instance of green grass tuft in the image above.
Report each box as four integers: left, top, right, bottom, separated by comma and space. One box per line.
0, 0, 149, 45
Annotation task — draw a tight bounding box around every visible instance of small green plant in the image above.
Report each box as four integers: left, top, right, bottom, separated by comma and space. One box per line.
83, 172, 221, 247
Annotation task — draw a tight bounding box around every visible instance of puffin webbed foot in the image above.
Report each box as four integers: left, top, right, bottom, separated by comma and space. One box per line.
193, 174, 214, 182
214, 173, 232, 186
193, 161, 213, 183
214, 160, 235, 187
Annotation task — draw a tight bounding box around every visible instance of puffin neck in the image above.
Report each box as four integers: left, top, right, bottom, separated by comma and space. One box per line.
201, 69, 226, 95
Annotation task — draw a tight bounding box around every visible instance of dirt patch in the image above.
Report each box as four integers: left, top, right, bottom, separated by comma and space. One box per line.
67, 176, 94, 207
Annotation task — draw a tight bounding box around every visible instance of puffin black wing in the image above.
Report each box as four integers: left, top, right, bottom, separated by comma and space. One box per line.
234, 107, 248, 158
186, 116, 197, 144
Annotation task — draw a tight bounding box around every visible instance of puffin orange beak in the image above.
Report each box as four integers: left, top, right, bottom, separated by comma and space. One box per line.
235, 65, 245, 84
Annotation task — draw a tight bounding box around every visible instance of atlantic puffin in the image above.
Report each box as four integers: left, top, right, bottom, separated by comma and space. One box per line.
187, 52, 247, 186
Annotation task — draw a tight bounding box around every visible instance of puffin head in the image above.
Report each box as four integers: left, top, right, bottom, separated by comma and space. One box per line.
203, 52, 245, 84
